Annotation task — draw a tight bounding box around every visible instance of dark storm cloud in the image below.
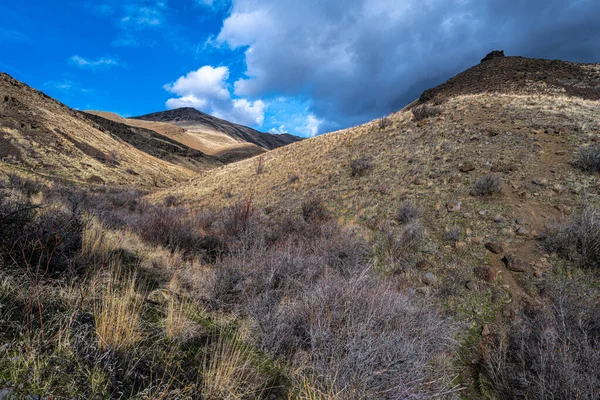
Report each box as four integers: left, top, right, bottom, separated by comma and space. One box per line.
216, 0, 600, 134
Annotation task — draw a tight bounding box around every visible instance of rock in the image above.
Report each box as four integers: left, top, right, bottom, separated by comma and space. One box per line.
552, 184, 565, 194
471, 236, 483, 245
474, 266, 498, 282
465, 280, 480, 291
532, 178, 549, 187
416, 286, 431, 295
481, 50, 505, 63
493, 215, 504, 223
460, 162, 476, 173
446, 200, 462, 213
485, 241, 504, 254
502, 254, 526, 272
482, 325, 491, 336
455, 241, 467, 249
422, 272, 437, 286
415, 260, 432, 271
516, 226, 530, 237
0, 389, 15, 400
555, 150, 567, 155
491, 162, 518, 173
147, 289, 172, 305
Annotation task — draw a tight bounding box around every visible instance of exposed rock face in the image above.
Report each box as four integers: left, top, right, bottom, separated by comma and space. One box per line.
481, 50, 505, 63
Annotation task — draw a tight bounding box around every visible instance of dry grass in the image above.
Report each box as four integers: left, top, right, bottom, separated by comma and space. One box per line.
0, 74, 197, 188
94, 262, 144, 352
165, 297, 198, 342
201, 332, 269, 400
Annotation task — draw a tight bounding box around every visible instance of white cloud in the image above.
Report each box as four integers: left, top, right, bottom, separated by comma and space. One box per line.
164, 66, 230, 100
301, 114, 322, 137
43, 80, 92, 94
120, 2, 166, 29
69, 55, 119, 70
164, 65, 267, 128
165, 95, 208, 109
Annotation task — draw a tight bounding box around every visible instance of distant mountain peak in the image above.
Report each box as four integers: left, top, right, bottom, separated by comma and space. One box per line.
133, 107, 302, 150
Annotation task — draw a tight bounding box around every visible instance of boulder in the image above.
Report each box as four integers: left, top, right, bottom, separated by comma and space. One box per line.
481, 50, 505, 63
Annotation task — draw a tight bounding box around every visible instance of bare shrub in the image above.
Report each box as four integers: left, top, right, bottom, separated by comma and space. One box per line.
396, 201, 420, 224
256, 155, 265, 175
350, 158, 373, 177
471, 174, 502, 196
5, 173, 46, 197
0, 192, 37, 252
374, 221, 425, 270
445, 226, 461, 242
544, 205, 600, 269
254, 273, 458, 398
412, 105, 441, 122
134, 206, 203, 254
163, 195, 178, 207
574, 143, 600, 172
19, 207, 84, 276
301, 196, 329, 223
378, 116, 392, 129
482, 281, 600, 400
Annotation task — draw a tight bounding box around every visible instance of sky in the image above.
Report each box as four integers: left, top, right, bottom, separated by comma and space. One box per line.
1, 1, 599, 137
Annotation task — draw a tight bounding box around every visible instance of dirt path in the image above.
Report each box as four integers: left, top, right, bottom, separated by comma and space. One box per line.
497, 131, 570, 306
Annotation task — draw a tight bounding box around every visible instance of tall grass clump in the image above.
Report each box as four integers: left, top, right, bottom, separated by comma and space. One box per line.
94, 263, 144, 351
202, 332, 271, 400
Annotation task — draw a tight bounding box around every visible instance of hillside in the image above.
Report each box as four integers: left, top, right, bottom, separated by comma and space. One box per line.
86, 110, 267, 163
1, 55, 599, 399
81, 111, 221, 173
157, 54, 600, 323
133, 107, 302, 151
0, 73, 197, 187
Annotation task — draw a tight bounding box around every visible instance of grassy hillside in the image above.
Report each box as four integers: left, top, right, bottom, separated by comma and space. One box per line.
0, 73, 197, 188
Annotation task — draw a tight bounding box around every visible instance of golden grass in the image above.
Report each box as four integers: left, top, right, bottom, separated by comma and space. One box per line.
0, 75, 199, 188
289, 376, 341, 400
94, 262, 144, 352
165, 297, 198, 342
201, 332, 268, 400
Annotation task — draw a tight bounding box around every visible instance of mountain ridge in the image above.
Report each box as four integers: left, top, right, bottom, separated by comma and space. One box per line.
133, 107, 302, 150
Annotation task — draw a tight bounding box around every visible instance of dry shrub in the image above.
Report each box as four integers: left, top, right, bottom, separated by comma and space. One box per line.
256, 273, 457, 399
350, 158, 373, 177
574, 143, 600, 172
544, 205, 600, 269
94, 263, 144, 351
471, 174, 502, 196
134, 206, 204, 254
482, 281, 600, 399
374, 221, 425, 270
412, 105, 441, 122
301, 196, 330, 223
395, 201, 420, 224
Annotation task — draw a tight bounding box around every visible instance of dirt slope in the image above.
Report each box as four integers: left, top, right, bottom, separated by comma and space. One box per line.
0, 73, 196, 187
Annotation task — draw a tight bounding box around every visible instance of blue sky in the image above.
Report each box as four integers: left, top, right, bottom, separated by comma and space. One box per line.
1, 1, 599, 137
